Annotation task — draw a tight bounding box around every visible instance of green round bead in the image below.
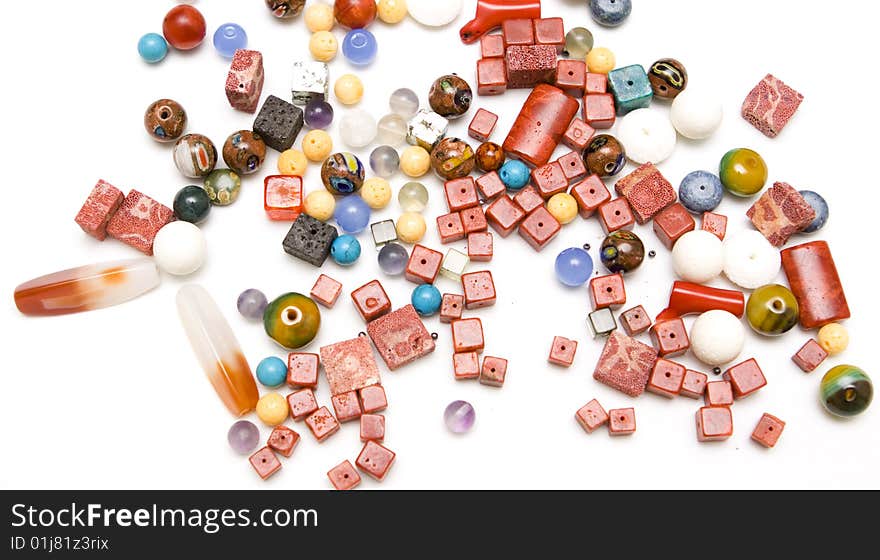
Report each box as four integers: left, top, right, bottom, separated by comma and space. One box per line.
820, 365, 873, 417
746, 284, 799, 336
204, 168, 242, 206
564, 27, 594, 59
173, 185, 212, 223
719, 148, 767, 197
600, 230, 644, 274
263, 293, 321, 349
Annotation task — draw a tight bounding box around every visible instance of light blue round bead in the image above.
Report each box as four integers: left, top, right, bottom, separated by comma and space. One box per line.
331, 234, 362, 265
334, 195, 372, 234
256, 356, 287, 388
342, 28, 378, 66
799, 190, 829, 233
138, 33, 168, 63
213, 23, 248, 58
679, 170, 724, 214
411, 284, 442, 316
378, 243, 408, 275
499, 160, 530, 191
555, 247, 593, 287
589, 0, 632, 27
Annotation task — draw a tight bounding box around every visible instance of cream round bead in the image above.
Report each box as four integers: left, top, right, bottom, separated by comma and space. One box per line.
377, 0, 408, 24
360, 177, 392, 209
305, 2, 335, 32
304, 190, 336, 221
722, 230, 781, 290
278, 149, 308, 176
616, 108, 677, 164
255, 393, 289, 426
670, 88, 723, 140
689, 310, 745, 367
396, 212, 427, 243
546, 193, 578, 225
818, 323, 849, 355
334, 74, 364, 105
672, 230, 723, 284
309, 31, 338, 62
586, 47, 615, 74
152, 221, 206, 276
302, 130, 333, 162
400, 146, 431, 177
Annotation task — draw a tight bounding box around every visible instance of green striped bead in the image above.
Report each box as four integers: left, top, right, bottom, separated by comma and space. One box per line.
746, 284, 799, 336
821, 365, 873, 418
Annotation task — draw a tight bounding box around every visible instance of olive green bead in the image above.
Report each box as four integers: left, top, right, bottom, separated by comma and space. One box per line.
746, 284, 799, 336
719, 148, 767, 197
263, 293, 321, 349
820, 365, 873, 418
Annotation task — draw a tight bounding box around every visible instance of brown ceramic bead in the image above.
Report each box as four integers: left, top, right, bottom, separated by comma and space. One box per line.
533, 17, 564, 51
723, 358, 767, 398
405, 245, 443, 284
444, 177, 480, 212
468, 108, 499, 142
327, 460, 361, 490
310, 274, 343, 308
585, 73, 607, 94
505, 44, 559, 89
653, 203, 696, 250
503, 84, 580, 167
267, 425, 300, 458
486, 195, 526, 237
649, 319, 690, 357
555, 59, 587, 97
360, 414, 385, 443
780, 241, 851, 329
746, 182, 815, 247
287, 388, 319, 421
501, 18, 534, 46
597, 198, 635, 234
562, 118, 595, 153
461, 270, 496, 309
701, 211, 728, 240
593, 331, 659, 397
461, 206, 488, 235
704, 381, 734, 407
334, 0, 376, 28
366, 305, 435, 371
451, 318, 485, 353
356, 441, 396, 481
584, 134, 626, 178
680, 370, 709, 399
480, 34, 505, 58
571, 175, 611, 218
476, 58, 508, 96
351, 279, 392, 321
440, 293, 465, 323
582, 94, 616, 129
480, 356, 508, 387
647, 359, 686, 398
615, 163, 676, 224
620, 305, 651, 336
696, 407, 733, 442
437, 212, 466, 244
429, 75, 473, 120
467, 231, 494, 261
331, 390, 362, 423
249, 447, 282, 480
512, 185, 544, 215
222, 130, 266, 176
431, 137, 476, 180
476, 171, 506, 200
608, 408, 636, 436
548, 336, 578, 367
453, 351, 480, 380
475, 142, 505, 172
531, 161, 568, 199
287, 352, 320, 388
792, 339, 828, 373
305, 407, 340, 442
575, 399, 609, 433
358, 384, 387, 413
557, 151, 587, 182
518, 206, 561, 251
144, 98, 187, 143
648, 58, 688, 99
590, 273, 626, 309
751, 413, 785, 448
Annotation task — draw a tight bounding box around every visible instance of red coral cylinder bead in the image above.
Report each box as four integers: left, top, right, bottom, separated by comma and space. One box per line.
780, 241, 850, 329
503, 84, 580, 167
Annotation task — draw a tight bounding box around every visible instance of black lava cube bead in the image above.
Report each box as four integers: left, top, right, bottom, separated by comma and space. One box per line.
253, 95, 304, 152
283, 214, 338, 267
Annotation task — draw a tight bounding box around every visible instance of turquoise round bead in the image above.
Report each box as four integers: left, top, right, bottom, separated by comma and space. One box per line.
256, 356, 287, 388
499, 160, 530, 191
331, 234, 362, 265
411, 284, 442, 316
138, 33, 168, 63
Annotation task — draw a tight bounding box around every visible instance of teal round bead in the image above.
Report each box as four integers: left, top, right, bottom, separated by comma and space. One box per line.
331, 234, 361, 265
411, 284, 442, 316
499, 160, 530, 190
256, 356, 287, 388
138, 33, 168, 63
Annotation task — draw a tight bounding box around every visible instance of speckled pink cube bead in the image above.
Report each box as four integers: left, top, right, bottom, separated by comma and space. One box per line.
267, 425, 300, 458
461, 270, 496, 309
680, 370, 708, 399
723, 358, 767, 398
249, 447, 281, 480
480, 356, 508, 387
741, 74, 803, 138
105, 190, 175, 255
305, 407, 340, 442
548, 336, 577, 367
593, 331, 658, 397
331, 391, 362, 423
310, 274, 342, 308
287, 352, 319, 389
287, 388, 318, 421
358, 384, 387, 414
320, 336, 382, 396
704, 380, 734, 407
453, 351, 480, 380
327, 460, 361, 490
575, 399, 608, 433
647, 358, 685, 398
792, 339, 828, 373
696, 406, 733, 442
746, 182, 816, 247
608, 408, 636, 436
751, 413, 785, 448
74, 179, 124, 240
452, 318, 484, 354
620, 305, 651, 336
440, 293, 465, 323
360, 414, 385, 442
356, 441, 396, 481
225, 49, 265, 113
614, 163, 676, 225
367, 305, 436, 371
351, 279, 392, 321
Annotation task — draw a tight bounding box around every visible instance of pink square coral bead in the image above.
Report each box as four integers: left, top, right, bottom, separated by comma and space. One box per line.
723, 358, 767, 398
356, 441, 396, 481
453, 352, 480, 380
452, 318, 484, 353
608, 408, 636, 436
74, 179, 124, 240
360, 414, 385, 442
440, 293, 465, 323
548, 336, 577, 367
575, 399, 608, 434
680, 370, 708, 399
327, 460, 361, 490
287, 388, 318, 421
461, 270, 496, 309
647, 359, 685, 398
593, 331, 658, 397
741, 74, 803, 138
367, 305, 436, 371
590, 273, 626, 309
331, 391, 362, 423
358, 384, 387, 414
249, 447, 281, 480
792, 339, 828, 373
267, 425, 300, 458
225, 49, 265, 113
287, 352, 319, 389
105, 190, 175, 255
751, 413, 785, 448
480, 356, 508, 387
696, 407, 733, 442
310, 274, 342, 308
305, 407, 340, 442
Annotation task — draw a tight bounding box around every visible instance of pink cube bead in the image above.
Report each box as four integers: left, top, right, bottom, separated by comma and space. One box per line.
548, 336, 578, 367
680, 370, 708, 399
249, 447, 282, 480
287, 352, 319, 389
696, 406, 733, 442
331, 391, 362, 423
327, 460, 361, 490
320, 336, 382, 396
367, 305, 436, 371
723, 358, 767, 398
225, 49, 265, 113
74, 179, 124, 240
440, 293, 465, 323
305, 407, 340, 442
480, 356, 508, 387
741, 74, 803, 138
360, 414, 386, 442
751, 413, 785, 448
575, 399, 608, 434
647, 358, 685, 398
461, 270, 496, 309
453, 351, 480, 380
608, 408, 636, 436
105, 189, 175, 255
287, 388, 318, 421
310, 274, 343, 308
359, 384, 388, 414
356, 441, 396, 481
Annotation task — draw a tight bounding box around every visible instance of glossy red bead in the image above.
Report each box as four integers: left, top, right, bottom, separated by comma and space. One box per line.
405, 245, 443, 284
570, 175, 611, 219
653, 203, 695, 250
649, 319, 690, 358
590, 273, 626, 309
162, 5, 206, 51
518, 206, 561, 251
597, 198, 635, 234
351, 279, 392, 321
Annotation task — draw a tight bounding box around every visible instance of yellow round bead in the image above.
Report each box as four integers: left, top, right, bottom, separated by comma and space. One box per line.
400, 146, 431, 177
309, 31, 338, 62
304, 190, 336, 221
586, 47, 616, 74
277, 149, 308, 176
334, 74, 364, 105
305, 2, 335, 33
302, 130, 333, 162
818, 323, 849, 355
396, 212, 427, 244
377, 0, 408, 24
256, 393, 289, 426
360, 177, 392, 209
546, 193, 578, 225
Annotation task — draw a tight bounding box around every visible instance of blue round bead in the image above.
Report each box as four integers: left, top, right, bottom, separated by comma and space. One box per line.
342, 28, 378, 66
212, 23, 248, 58
679, 170, 724, 214
331, 234, 362, 265
555, 247, 594, 287
799, 190, 829, 233
137, 33, 168, 64
589, 0, 632, 27
256, 356, 287, 388
334, 195, 372, 234
378, 243, 409, 275
499, 160, 530, 191
411, 284, 442, 316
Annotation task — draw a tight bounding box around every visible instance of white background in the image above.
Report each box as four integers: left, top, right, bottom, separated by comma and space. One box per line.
2, 0, 878, 490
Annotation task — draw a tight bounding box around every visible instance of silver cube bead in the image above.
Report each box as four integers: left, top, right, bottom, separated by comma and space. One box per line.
370, 220, 398, 247
588, 308, 618, 338
407, 109, 449, 150
291, 60, 329, 106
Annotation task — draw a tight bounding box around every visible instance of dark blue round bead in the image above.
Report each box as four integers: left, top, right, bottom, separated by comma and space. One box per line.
589, 0, 632, 27
679, 170, 724, 214
799, 190, 829, 233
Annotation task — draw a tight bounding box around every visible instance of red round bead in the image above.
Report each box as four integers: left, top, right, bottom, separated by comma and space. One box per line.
162, 5, 206, 51
333, 0, 377, 29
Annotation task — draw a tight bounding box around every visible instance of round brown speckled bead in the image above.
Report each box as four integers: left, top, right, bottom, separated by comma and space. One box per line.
583, 134, 626, 177
144, 99, 187, 142
222, 130, 266, 175
430, 137, 475, 180
428, 75, 473, 120
475, 142, 505, 172
265, 0, 305, 19
648, 58, 688, 99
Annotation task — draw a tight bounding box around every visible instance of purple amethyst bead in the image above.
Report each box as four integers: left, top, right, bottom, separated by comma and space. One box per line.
444, 400, 476, 433
227, 420, 260, 455
304, 99, 334, 130
237, 288, 268, 320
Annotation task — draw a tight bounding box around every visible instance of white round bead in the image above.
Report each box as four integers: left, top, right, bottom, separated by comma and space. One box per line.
672, 230, 723, 283
407, 0, 463, 27
616, 108, 677, 164
690, 310, 745, 366
339, 109, 377, 148
670, 88, 723, 140
152, 221, 206, 276
722, 230, 781, 289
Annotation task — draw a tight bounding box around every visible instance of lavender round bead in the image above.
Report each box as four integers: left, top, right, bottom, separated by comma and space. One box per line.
227, 420, 260, 455
444, 400, 476, 433
378, 242, 408, 275
304, 99, 334, 129
237, 288, 268, 320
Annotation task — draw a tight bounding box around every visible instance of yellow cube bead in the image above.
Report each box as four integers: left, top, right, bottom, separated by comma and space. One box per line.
302, 130, 333, 162
256, 393, 289, 426
396, 212, 427, 244
304, 190, 336, 221
305, 2, 335, 33
546, 193, 578, 225
360, 177, 393, 209
309, 31, 338, 62
334, 74, 364, 105
377, 0, 408, 24
400, 146, 431, 177
818, 323, 849, 355
586, 47, 616, 75
278, 149, 308, 176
